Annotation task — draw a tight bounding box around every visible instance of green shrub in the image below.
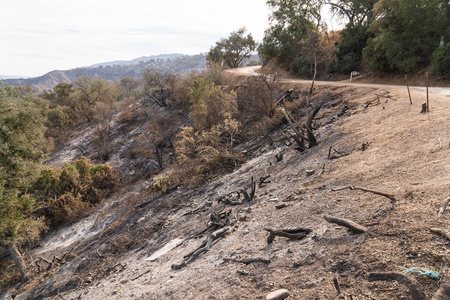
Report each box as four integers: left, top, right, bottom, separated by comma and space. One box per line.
290, 56, 312, 78
431, 43, 450, 79
31, 158, 116, 226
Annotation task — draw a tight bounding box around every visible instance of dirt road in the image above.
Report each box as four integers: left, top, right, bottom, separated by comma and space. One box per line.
231, 66, 450, 97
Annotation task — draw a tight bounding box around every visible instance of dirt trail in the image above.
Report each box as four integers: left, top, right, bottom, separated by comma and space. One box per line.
4, 69, 450, 300
232, 66, 450, 97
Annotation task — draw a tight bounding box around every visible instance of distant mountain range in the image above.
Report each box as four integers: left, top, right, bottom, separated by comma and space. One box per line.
3, 53, 261, 91
0, 75, 28, 80
3, 54, 207, 91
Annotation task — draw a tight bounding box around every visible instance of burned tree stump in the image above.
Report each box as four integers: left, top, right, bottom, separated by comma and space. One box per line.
368, 272, 425, 300
324, 215, 368, 234
264, 228, 312, 244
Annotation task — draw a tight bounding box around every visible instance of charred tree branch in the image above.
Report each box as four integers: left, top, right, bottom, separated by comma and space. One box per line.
264, 228, 312, 244
324, 215, 368, 234
223, 257, 271, 265
331, 185, 397, 209
171, 227, 229, 270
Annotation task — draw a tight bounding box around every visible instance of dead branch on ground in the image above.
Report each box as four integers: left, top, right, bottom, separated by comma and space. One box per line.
431, 275, 450, 300
328, 146, 350, 160
331, 185, 397, 209
274, 89, 295, 105
171, 227, 229, 270
324, 215, 368, 234
259, 175, 271, 188
264, 228, 312, 244
223, 257, 271, 265
364, 91, 391, 109
368, 272, 426, 300
430, 228, 450, 241
438, 196, 450, 216
34, 248, 75, 272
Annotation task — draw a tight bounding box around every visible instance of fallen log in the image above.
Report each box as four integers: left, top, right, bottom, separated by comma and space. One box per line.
264, 228, 312, 244
431, 275, 450, 300
324, 215, 368, 234
430, 228, 450, 241
438, 196, 450, 216
171, 227, 229, 270
223, 257, 271, 265
331, 185, 397, 209
368, 272, 425, 300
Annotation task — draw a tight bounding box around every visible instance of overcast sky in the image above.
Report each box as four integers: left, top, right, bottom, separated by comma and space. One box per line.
0, 1, 341, 78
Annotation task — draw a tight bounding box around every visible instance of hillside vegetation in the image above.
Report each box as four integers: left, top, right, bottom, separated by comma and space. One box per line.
0, 0, 449, 298
0, 61, 449, 298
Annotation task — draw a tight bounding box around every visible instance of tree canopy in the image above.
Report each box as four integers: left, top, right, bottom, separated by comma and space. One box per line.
207, 27, 256, 68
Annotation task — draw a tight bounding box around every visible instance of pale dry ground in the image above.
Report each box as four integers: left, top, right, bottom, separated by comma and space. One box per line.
6, 69, 450, 300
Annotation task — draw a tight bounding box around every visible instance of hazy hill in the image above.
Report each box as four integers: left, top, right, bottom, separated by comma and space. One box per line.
87, 53, 185, 68
3, 53, 261, 91
3, 54, 207, 91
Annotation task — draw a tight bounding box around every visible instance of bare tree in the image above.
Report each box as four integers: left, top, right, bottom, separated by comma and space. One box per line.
142, 70, 175, 107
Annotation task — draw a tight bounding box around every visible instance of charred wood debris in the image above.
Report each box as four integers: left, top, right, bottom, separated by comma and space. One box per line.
166, 88, 450, 299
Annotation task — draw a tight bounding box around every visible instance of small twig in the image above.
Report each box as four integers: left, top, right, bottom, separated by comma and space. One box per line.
430, 228, 450, 241
324, 215, 368, 234
368, 272, 425, 300
131, 269, 151, 281
438, 196, 450, 216
237, 270, 249, 276
333, 277, 341, 295
331, 185, 396, 209
97, 249, 104, 258
259, 175, 271, 188
264, 228, 312, 244
223, 257, 271, 265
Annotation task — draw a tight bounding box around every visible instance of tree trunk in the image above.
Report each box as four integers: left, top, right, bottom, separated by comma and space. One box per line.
309, 53, 317, 95
8, 244, 29, 282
